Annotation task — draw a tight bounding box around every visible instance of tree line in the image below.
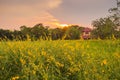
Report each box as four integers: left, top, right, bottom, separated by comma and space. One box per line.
0, 21, 120, 41
0, 24, 85, 41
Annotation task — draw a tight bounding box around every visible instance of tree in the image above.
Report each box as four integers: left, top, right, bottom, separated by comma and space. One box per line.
92, 0, 120, 39
13, 30, 24, 40
108, 0, 120, 29
92, 17, 116, 39
20, 25, 31, 36
20, 25, 32, 40
50, 28, 64, 40
65, 25, 81, 40
31, 23, 49, 40
0, 29, 13, 40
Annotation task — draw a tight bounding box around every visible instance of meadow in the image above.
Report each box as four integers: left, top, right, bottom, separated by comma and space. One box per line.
0, 40, 120, 80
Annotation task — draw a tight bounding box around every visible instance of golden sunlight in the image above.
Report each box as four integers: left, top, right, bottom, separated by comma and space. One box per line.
59, 24, 69, 27
51, 21, 69, 28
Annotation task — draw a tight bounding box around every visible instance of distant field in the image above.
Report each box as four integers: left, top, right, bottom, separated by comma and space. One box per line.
0, 40, 120, 80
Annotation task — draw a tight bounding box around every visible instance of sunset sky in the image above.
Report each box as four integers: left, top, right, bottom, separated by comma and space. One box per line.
0, 0, 117, 30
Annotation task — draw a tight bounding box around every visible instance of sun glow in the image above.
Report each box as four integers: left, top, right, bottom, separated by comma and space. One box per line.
59, 24, 69, 27
50, 21, 69, 28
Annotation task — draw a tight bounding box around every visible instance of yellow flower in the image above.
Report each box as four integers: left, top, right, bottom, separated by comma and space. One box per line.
84, 71, 88, 74
102, 70, 105, 73
28, 51, 32, 56
69, 67, 80, 73
103, 59, 107, 65
20, 58, 26, 65
11, 76, 19, 80
68, 46, 75, 52
86, 45, 89, 48
41, 51, 47, 56
67, 55, 72, 61
114, 53, 120, 58
49, 56, 55, 61
101, 59, 107, 66
32, 70, 36, 75
55, 61, 64, 67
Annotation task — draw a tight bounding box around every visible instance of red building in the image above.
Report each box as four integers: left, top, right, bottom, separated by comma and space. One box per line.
82, 28, 91, 39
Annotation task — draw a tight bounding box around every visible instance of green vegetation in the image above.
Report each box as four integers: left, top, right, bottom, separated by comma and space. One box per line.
92, 0, 120, 39
0, 40, 120, 80
0, 25, 85, 41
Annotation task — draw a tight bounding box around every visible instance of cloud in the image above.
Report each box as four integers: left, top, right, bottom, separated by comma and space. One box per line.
0, 0, 63, 29
0, 11, 61, 30
0, 0, 62, 11
47, 0, 62, 9
0, 0, 62, 16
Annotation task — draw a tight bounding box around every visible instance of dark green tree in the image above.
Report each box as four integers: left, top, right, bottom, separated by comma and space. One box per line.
0, 29, 13, 40
92, 17, 116, 39
50, 28, 64, 40
65, 25, 81, 40
92, 0, 120, 39
108, 0, 120, 28
31, 23, 49, 40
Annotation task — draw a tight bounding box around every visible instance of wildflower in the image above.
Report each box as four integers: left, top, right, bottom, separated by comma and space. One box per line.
84, 71, 88, 74
101, 59, 107, 66
93, 66, 97, 72
111, 34, 116, 40
55, 61, 64, 67
2, 67, 4, 70
63, 43, 68, 47
102, 70, 105, 73
28, 51, 32, 56
114, 53, 120, 58
0, 56, 2, 59
86, 45, 89, 48
103, 59, 107, 65
64, 52, 68, 55
67, 55, 72, 61
69, 46, 75, 52
69, 67, 80, 73
11, 76, 19, 80
20, 58, 26, 65
49, 56, 55, 61
32, 70, 36, 75
41, 51, 47, 56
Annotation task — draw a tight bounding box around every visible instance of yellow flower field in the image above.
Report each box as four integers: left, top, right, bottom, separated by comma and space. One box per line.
0, 40, 120, 80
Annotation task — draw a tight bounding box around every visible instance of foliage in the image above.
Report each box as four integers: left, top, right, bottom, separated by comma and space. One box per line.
0, 24, 86, 40
92, 0, 120, 39
65, 25, 83, 40
0, 40, 120, 80
92, 17, 117, 39
49, 28, 64, 40
108, 5, 120, 27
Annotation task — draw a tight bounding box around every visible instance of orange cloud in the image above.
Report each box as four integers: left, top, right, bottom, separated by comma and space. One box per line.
0, 0, 63, 30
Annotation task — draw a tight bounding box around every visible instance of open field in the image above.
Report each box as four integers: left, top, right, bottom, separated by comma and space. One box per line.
0, 40, 120, 80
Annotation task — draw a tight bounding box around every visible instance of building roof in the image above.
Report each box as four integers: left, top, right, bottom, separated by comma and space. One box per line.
83, 27, 91, 32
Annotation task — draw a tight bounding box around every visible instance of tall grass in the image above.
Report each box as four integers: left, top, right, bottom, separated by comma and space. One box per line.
0, 40, 120, 80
